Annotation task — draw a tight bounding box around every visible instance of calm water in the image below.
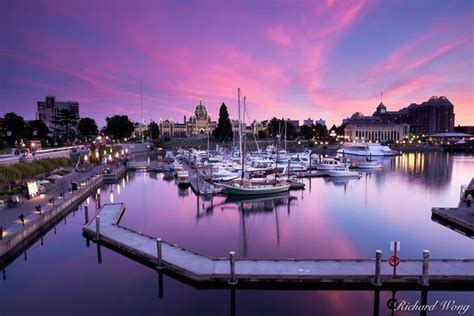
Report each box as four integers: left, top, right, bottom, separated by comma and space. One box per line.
1, 152, 473, 315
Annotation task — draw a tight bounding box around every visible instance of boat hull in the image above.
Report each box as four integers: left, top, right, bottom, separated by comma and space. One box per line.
221, 183, 291, 195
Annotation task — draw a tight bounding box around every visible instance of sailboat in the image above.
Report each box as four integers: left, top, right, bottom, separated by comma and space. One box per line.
220, 89, 290, 196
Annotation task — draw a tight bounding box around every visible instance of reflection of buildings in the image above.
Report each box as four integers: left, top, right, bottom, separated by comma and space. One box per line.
394, 152, 453, 189
159, 100, 217, 137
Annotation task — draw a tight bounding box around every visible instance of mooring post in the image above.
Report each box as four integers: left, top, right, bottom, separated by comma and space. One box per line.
156, 238, 164, 270
422, 249, 430, 287
94, 216, 100, 241
84, 205, 89, 224
228, 251, 237, 285
374, 249, 382, 286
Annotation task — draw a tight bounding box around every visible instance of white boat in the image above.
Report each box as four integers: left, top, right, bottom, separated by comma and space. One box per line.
316, 158, 346, 170
328, 167, 361, 178
177, 171, 190, 187
355, 160, 383, 169
337, 142, 399, 156
220, 182, 291, 195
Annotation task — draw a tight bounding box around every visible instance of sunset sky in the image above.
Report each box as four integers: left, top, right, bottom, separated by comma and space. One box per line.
1, 0, 473, 127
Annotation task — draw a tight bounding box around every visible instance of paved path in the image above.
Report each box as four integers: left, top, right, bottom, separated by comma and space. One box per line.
84, 204, 474, 286
0, 165, 104, 229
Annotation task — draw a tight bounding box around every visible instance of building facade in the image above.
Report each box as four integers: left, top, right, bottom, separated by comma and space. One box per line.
37, 96, 80, 133
344, 112, 409, 142
372, 96, 455, 135
303, 118, 314, 126
159, 100, 217, 137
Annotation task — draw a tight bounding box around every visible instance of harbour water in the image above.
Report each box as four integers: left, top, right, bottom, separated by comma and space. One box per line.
1, 152, 473, 315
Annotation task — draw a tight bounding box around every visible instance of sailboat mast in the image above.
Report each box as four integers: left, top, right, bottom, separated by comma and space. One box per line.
284, 117, 287, 151
140, 80, 144, 143
238, 88, 243, 180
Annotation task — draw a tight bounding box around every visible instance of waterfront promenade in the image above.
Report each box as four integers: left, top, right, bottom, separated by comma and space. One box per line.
0, 165, 103, 228
0, 164, 126, 266
84, 203, 474, 289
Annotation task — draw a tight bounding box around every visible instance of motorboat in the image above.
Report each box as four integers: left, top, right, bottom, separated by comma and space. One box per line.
328, 167, 362, 178
354, 160, 383, 169
337, 142, 399, 156
316, 158, 346, 170
176, 171, 190, 187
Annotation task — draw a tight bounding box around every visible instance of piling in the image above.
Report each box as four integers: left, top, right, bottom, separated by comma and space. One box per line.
84, 205, 89, 224
422, 250, 430, 287
94, 216, 100, 241
228, 251, 237, 285
156, 238, 163, 270
374, 250, 382, 286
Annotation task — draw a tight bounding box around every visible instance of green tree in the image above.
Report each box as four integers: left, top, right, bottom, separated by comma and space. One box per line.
212, 103, 233, 142
78, 117, 99, 139
315, 123, 328, 138
104, 115, 134, 139
27, 120, 49, 141
268, 118, 297, 139
299, 125, 314, 140
3, 113, 26, 146
148, 121, 160, 139
52, 109, 79, 143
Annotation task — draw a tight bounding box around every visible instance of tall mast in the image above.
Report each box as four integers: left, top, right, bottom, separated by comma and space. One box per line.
284, 117, 287, 151
141, 80, 144, 143
238, 88, 243, 179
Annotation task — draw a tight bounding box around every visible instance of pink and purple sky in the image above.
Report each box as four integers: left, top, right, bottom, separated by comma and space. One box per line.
1, 0, 473, 127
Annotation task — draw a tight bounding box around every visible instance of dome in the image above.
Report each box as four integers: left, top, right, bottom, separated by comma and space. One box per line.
194, 100, 208, 120
376, 102, 386, 110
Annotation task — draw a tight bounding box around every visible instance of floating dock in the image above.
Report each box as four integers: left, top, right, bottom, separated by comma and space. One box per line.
83, 203, 474, 289
432, 178, 474, 237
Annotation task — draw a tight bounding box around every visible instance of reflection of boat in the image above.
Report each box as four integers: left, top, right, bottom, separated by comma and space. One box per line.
355, 160, 383, 169
178, 186, 189, 197
328, 167, 361, 178
221, 182, 291, 195
337, 142, 399, 156
162, 172, 174, 182
177, 171, 190, 188
224, 192, 295, 204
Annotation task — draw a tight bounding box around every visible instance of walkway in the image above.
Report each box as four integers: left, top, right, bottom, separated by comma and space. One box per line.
84, 203, 474, 287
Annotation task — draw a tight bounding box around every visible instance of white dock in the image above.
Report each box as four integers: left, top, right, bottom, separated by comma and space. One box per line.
83, 203, 474, 288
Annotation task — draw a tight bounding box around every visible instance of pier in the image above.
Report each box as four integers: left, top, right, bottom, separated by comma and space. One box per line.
432, 178, 474, 237
182, 162, 222, 195
83, 203, 474, 289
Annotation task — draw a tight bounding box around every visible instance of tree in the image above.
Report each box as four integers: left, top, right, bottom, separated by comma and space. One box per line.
299, 125, 314, 140
148, 121, 160, 139
104, 115, 134, 139
212, 103, 233, 142
51, 109, 79, 143
267, 118, 297, 139
27, 120, 49, 141
330, 123, 346, 136
78, 117, 99, 139
315, 123, 328, 138
3, 113, 26, 146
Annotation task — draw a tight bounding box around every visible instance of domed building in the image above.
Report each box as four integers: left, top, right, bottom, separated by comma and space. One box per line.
159, 100, 217, 137
189, 100, 213, 134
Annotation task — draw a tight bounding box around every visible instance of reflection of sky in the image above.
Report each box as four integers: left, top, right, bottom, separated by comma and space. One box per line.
0, 153, 472, 315
109, 152, 474, 260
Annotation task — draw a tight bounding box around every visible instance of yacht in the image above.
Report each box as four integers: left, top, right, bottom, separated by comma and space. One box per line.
176, 171, 190, 187
337, 142, 399, 156
328, 167, 362, 178
316, 158, 346, 170
354, 160, 383, 169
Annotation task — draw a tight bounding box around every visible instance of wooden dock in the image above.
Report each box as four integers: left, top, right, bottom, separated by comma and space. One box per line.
83, 203, 474, 289
432, 178, 474, 237
182, 163, 222, 195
